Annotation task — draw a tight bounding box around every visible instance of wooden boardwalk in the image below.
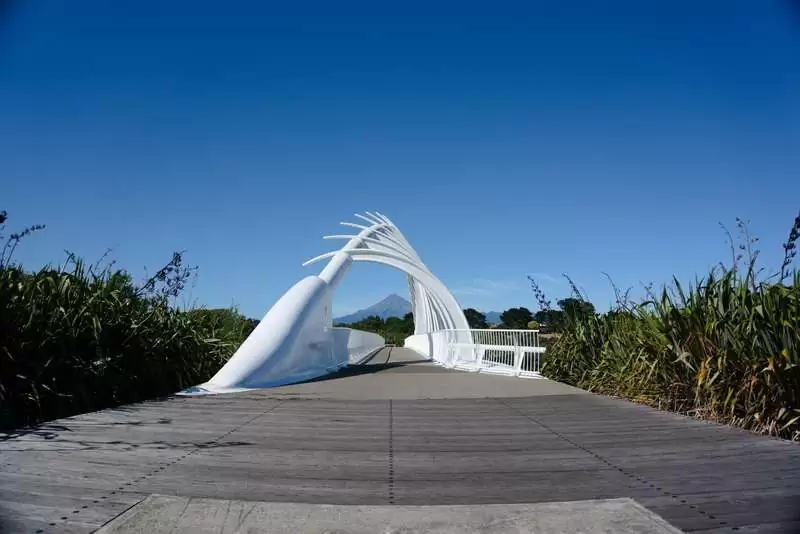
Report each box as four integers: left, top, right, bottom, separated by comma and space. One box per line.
1, 347, 799, 533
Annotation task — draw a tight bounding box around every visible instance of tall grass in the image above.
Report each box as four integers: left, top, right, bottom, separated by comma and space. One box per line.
0, 211, 255, 429
540, 215, 800, 440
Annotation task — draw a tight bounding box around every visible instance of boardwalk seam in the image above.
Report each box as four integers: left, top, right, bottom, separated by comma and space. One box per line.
495, 398, 729, 529
388, 399, 395, 505
44, 400, 284, 534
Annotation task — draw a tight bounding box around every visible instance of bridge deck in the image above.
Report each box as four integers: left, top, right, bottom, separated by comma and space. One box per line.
1, 347, 799, 533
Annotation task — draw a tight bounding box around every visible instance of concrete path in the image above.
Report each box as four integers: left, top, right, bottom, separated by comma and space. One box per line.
96, 495, 682, 534
1, 347, 799, 533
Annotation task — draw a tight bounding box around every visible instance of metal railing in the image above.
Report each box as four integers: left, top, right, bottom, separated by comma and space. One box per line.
428, 329, 544, 377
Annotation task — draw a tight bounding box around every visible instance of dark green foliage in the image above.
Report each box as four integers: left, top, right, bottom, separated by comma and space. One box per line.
0, 211, 256, 430
540, 214, 800, 440
336, 313, 415, 345
556, 297, 595, 320
500, 307, 533, 329
463, 308, 488, 329
533, 309, 565, 332
184, 308, 260, 345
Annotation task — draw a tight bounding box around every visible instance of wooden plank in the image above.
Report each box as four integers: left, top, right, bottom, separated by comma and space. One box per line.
1, 348, 798, 533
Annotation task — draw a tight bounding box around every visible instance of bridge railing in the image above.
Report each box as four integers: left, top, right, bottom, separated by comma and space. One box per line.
331, 327, 386, 365
427, 329, 545, 377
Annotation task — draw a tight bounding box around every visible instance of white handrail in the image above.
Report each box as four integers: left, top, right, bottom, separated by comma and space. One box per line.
425, 328, 544, 378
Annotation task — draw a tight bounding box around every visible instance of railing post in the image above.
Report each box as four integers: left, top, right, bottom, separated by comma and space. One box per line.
449, 330, 458, 368
514, 336, 522, 376
476, 330, 485, 372
439, 328, 543, 377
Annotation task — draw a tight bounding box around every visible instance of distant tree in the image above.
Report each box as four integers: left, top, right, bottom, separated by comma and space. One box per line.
345, 315, 385, 334
527, 320, 540, 330
245, 317, 260, 334
385, 316, 403, 329
534, 309, 566, 332
557, 298, 596, 319
463, 308, 488, 329
383, 316, 408, 344
402, 312, 415, 333
337, 313, 416, 344
500, 307, 534, 329
605, 309, 633, 321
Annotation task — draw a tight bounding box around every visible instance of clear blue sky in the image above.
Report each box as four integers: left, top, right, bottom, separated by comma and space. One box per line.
2, 1, 798, 318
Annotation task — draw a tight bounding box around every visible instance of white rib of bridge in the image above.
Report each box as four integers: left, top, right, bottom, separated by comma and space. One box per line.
182, 212, 470, 394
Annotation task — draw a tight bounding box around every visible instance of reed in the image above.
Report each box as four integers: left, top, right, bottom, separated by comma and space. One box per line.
541, 215, 800, 440
0, 210, 255, 429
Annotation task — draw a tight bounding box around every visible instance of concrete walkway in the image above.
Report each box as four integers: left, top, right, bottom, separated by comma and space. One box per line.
1, 348, 799, 533
96, 495, 683, 534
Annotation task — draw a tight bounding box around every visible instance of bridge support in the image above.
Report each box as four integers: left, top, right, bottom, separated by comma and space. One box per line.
182, 212, 469, 394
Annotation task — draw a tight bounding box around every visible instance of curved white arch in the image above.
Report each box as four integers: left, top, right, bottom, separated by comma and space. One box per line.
182, 212, 468, 394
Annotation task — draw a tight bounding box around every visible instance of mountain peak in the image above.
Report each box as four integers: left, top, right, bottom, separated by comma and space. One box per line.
334, 294, 412, 324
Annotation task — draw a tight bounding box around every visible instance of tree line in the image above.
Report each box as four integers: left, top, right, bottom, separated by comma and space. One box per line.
464, 297, 595, 331
334, 313, 415, 345
334, 296, 597, 344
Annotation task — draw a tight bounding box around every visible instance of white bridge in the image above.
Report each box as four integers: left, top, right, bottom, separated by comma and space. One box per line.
9, 219, 794, 534
184, 212, 543, 394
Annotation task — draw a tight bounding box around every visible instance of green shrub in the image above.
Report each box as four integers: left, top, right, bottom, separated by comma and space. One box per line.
0, 211, 253, 429
541, 216, 800, 440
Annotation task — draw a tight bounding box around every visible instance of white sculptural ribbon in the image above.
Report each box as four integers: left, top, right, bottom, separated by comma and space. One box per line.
182, 212, 469, 394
